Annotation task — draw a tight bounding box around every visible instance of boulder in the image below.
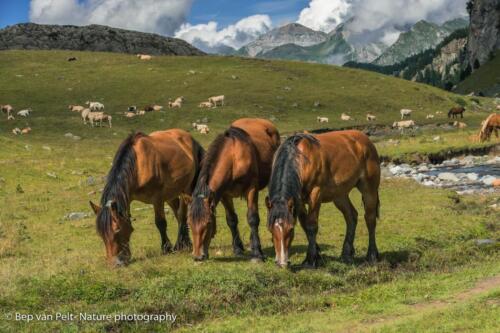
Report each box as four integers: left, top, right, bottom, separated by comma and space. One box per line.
438, 172, 459, 182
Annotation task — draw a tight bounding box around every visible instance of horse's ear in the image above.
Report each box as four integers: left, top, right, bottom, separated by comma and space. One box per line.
89, 201, 101, 215
265, 196, 272, 210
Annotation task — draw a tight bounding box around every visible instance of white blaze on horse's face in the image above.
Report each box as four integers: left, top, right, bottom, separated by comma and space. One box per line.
272, 218, 293, 268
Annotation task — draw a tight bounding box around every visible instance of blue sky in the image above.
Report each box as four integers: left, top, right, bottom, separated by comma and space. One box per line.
0, 0, 309, 29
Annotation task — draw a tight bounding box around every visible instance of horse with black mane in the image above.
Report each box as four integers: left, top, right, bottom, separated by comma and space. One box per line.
448, 106, 465, 119
90, 129, 204, 267
265, 131, 381, 268
188, 118, 280, 261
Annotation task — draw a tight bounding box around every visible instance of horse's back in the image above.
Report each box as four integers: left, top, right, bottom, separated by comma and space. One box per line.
135, 129, 199, 197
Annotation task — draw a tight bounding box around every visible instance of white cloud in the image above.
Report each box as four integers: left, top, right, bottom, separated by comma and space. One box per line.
297, 0, 352, 33
175, 15, 272, 51
29, 0, 193, 36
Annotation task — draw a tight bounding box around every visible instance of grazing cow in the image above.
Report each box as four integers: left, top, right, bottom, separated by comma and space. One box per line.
128, 106, 137, 113
169, 97, 185, 109
317, 117, 329, 123
17, 109, 32, 117
192, 123, 210, 133
137, 110, 146, 116
199, 126, 210, 134
400, 109, 412, 119
86, 101, 104, 111
341, 113, 353, 121
125, 112, 136, 118
137, 54, 152, 60
426, 114, 435, 119
453, 121, 467, 129
12, 128, 21, 135
448, 107, 465, 119
69, 105, 85, 112
81, 108, 91, 124
21, 127, 31, 134
366, 113, 377, 121
208, 95, 225, 107
198, 101, 213, 108
393, 120, 415, 129
1, 104, 14, 117
89, 112, 112, 128
153, 105, 163, 111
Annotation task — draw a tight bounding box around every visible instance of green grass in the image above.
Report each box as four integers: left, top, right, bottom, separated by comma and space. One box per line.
457, 51, 500, 97
0, 50, 499, 332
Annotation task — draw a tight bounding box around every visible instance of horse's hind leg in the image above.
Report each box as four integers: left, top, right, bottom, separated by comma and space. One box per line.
246, 187, 264, 261
221, 196, 244, 256
168, 198, 192, 251
358, 182, 380, 263
333, 195, 358, 264
154, 201, 173, 254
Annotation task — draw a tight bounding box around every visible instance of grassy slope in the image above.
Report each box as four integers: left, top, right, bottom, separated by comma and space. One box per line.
457, 51, 500, 96
0, 50, 499, 332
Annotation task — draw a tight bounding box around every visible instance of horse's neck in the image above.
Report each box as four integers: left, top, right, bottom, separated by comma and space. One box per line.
207, 157, 233, 196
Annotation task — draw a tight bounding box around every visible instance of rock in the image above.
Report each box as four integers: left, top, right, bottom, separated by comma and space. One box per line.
65, 212, 89, 221
486, 156, 500, 164
466, 173, 479, 181
475, 239, 496, 246
438, 172, 459, 182
442, 158, 459, 166
231, 75, 239, 80
292, 102, 299, 108
0, 23, 204, 56
0, 177, 5, 183
72, 136, 81, 140
417, 164, 429, 172
461, 155, 475, 165
86, 176, 96, 186
481, 175, 497, 186
284, 86, 292, 91
412, 174, 426, 182
64, 133, 74, 138
422, 180, 436, 187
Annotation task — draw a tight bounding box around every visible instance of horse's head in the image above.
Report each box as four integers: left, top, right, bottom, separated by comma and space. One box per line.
187, 192, 216, 261
90, 200, 134, 267
266, 196, 296, 268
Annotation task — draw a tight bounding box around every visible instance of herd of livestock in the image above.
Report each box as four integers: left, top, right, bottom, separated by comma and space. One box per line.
2, 99, 500, 140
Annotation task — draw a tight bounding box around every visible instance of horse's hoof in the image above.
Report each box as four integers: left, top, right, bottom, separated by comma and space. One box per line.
233, 247, 245, 257
174, 240, 192, 252
162, 243, 173, 254
366, 251, 379, 264
250, 256, 265, 263
341, 254, 354, 265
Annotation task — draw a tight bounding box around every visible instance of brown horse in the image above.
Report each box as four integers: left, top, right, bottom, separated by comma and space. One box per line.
448, 106, 465, 119
265, 131, 381, 268
90, 130, 204, 266
188, 118, 280, 261
479, 113, 500, 142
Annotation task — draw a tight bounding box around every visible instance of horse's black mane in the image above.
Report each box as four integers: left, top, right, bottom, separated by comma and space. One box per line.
96, 132, 144, 237
267, 133, 319, 227
190, 126, 251, 224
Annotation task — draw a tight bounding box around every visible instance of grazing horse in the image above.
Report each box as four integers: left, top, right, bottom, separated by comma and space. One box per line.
90, 130, 205, 267
479, 113, 500, 142
448, 107, 465, 119
188, 118, 280, 261
265, 131, 381, 268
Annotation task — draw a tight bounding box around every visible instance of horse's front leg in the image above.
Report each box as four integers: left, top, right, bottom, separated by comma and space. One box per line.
154, 201, 173, 254
168, 198, 192, 251
221, 196, 244, 256
333, 195, 358, 264
246, 187, 264, 261
300, 189, 322, 268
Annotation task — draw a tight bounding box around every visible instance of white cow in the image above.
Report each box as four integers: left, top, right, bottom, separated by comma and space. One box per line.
400, 109, 412, 120
81, 108, 91, 124
86, 101, 104, 111
341, 113, 353, 121
12, 128, 21, 135
393, 120, 415, 129
366, 113, 377, 121
169, 97, 185, 109
208, 95, 225, 107
426, 114, 435, 119
316, 117, 329, 123
137, 54, 152, 60
17, 109, 32, 117
68, 105, 85, 112
199, 101, 213, 108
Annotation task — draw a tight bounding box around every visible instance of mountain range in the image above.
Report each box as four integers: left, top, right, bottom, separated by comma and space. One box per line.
230, 18, 468, 66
